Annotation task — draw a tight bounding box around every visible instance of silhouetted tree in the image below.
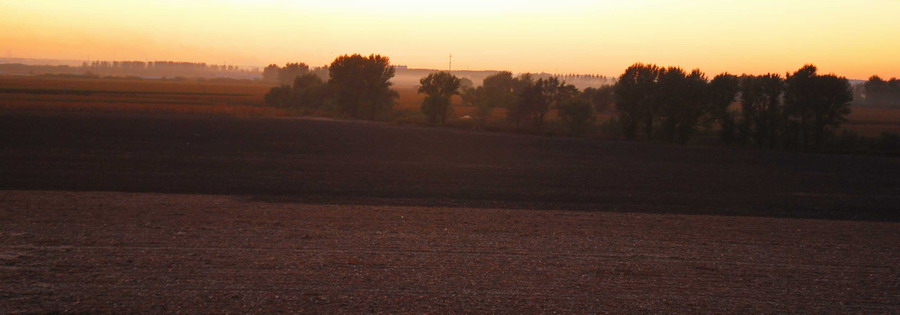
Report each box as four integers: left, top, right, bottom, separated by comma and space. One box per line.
785, 65, 852, 149
707, 73, 740, 144
810, 74, 853, 148
460, 86, 487, 121
292, 73, 328, 109
263, 64, 280, 82
505, 73, 536, 127
515, 77, 577, 132
328, 54, 398, 120
656, 67, 689, 142
863, 75, 900, 107
614, 63, 662, 139
279, 63, 310, 86
264, 72, 329, 109
740, 74, 784, 148
582, 85, 614, 113
482, 72, 521, 110
558, 97, 595, 136
461, 71, 527, 123
419, 71, 462, 125
662, 69, 710, 144
264, 85, 292, 107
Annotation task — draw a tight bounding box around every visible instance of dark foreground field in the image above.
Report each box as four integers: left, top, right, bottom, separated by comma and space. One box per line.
1, 111, 899, 312
1, 111, 899, 220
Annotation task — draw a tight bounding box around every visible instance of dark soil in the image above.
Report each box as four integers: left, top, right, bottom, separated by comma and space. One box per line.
2, 111, 899, 312
1, 111, 898, 221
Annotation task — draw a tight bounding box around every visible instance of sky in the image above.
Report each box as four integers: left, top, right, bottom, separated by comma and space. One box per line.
1, 0, 898, 79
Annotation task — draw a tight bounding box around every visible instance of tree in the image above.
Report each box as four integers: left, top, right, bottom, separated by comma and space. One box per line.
505, 73, 536, 127
418, 71, 462, 125
515, 77, 577, 132
671, 69, 710, 144
656, 67, 689, 142
707, 73, 740, 144
264, 85, 292, 107
460, 71, 528, 123
811, 74, 852, 147
460, 86, 488, 121
482, 71, 520, 110
279, 63, 310, 86
327, 54, 398, 120
558, 97, 595, 136
582, 85, 614, 113
614, 63, 662, 139
784, 65, 853, 149
292, 73, 328, 109
741, 74, 784, 148
263, 72, 328, 109
863, 75, 888, 106
262, 64, 280, 83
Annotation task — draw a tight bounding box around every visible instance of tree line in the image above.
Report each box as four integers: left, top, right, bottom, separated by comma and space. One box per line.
614, 63, 852, 150
264, 56, 893, 153
456, 71, 614, 135
263, 54, 398, 120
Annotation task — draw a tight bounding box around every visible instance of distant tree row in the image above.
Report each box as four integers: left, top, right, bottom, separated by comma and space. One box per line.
83, 60, 245, 71
614, 63, 853, 149
264, 54, 398, 120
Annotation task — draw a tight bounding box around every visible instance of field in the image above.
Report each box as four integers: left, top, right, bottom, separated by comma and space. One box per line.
0, 76, 286, 117
845, 106, 900, 136
2, 191, 898, 313
1, 75, 900, 312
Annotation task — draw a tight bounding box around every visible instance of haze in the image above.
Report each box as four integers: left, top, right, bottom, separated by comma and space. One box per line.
1, 0, 898, 79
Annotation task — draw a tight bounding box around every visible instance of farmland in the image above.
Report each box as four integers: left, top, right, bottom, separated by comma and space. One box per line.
1, 75, 900, 312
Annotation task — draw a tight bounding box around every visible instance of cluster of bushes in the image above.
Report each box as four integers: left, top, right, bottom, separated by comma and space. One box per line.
263, 54, 398, 120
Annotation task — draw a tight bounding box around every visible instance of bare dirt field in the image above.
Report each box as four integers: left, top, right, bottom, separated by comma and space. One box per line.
2, 111, 898, 221
1, 109, 899, 312
2, 191, 898, 313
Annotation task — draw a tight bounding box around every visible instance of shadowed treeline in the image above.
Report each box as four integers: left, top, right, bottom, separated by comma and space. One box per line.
857, 76, 900, 107
260, 54, 898, 155
614, 64, 852, 151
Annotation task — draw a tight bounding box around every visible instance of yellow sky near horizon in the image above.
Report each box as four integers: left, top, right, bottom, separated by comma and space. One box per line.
1, 0, 898, 79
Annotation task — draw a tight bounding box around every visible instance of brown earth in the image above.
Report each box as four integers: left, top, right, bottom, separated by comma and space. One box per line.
1, 108, 899, 312
1, 190, 898, 313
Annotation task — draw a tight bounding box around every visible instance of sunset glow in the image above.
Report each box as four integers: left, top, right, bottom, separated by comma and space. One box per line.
1, 0, 898, 78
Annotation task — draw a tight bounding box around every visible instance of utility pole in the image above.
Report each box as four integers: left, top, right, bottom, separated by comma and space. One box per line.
449, 54, 452, 73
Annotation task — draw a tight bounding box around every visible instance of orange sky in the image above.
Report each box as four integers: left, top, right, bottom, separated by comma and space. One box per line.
1, 0, 898, 79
